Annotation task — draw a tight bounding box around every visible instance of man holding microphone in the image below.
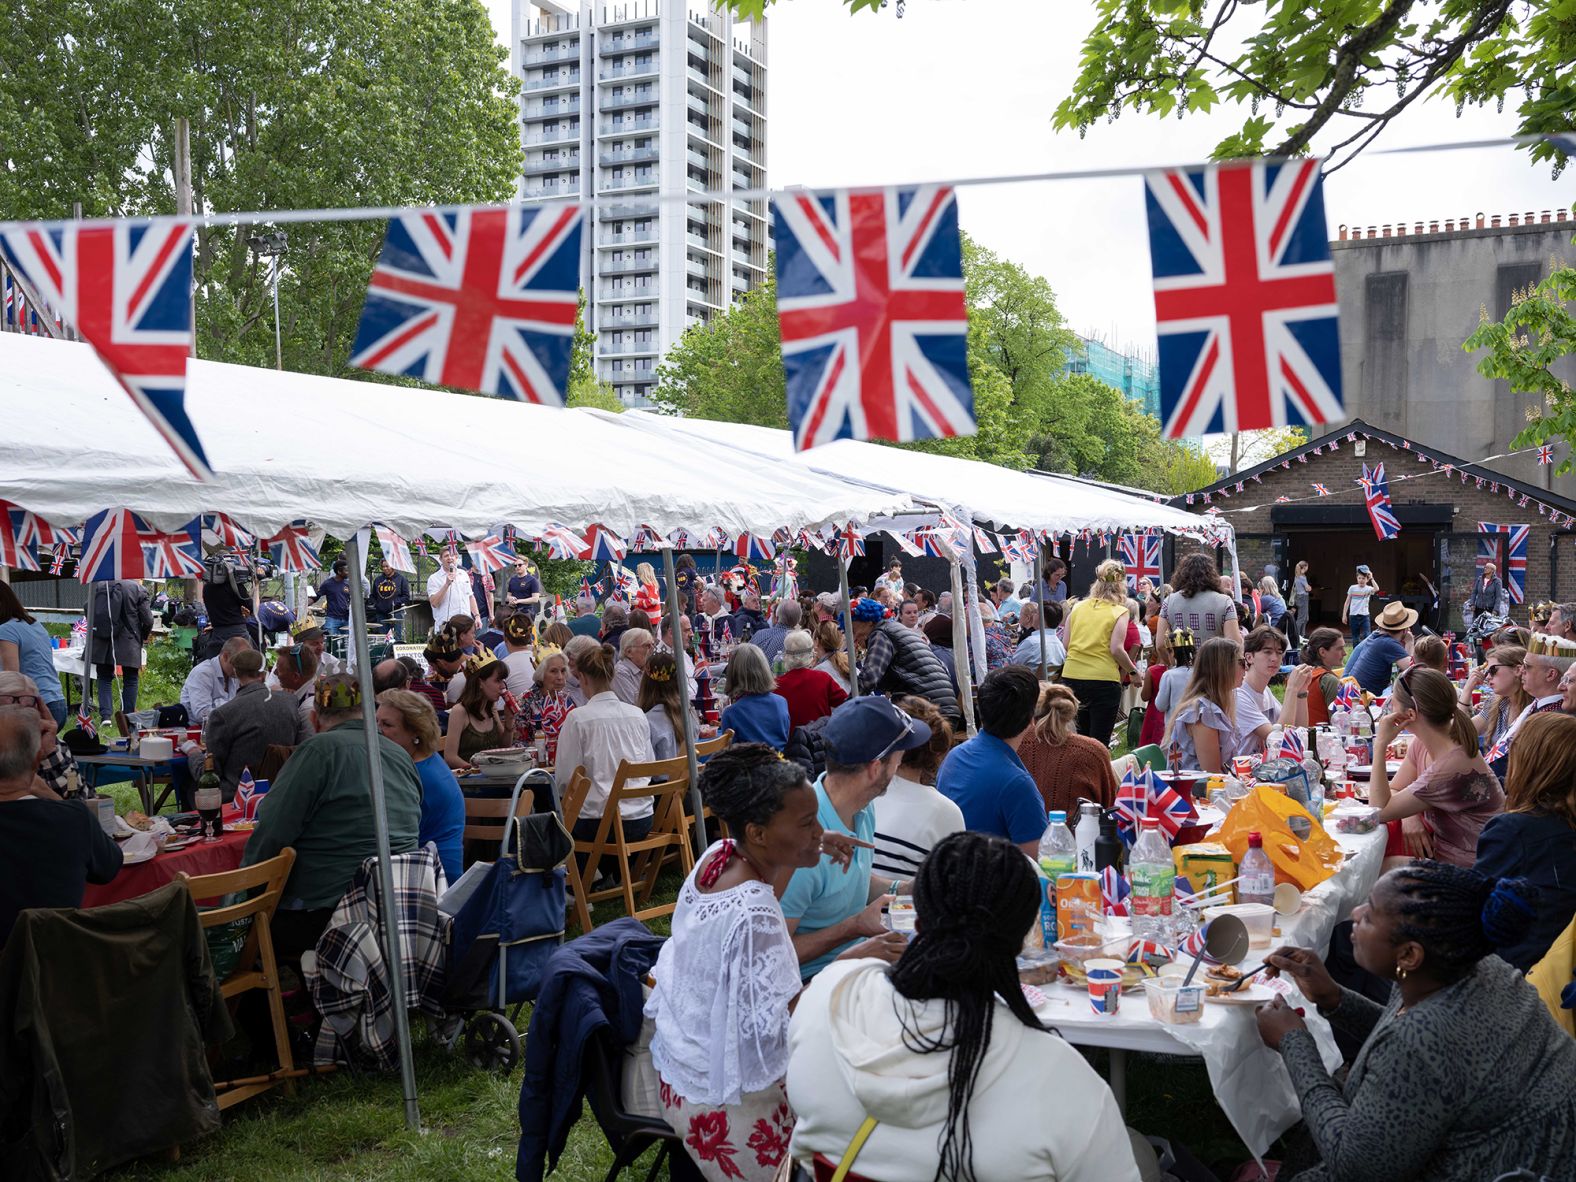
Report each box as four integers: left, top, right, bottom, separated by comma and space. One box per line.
427, 548, 478, 633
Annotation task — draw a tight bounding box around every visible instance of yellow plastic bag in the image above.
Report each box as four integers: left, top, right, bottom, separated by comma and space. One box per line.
1216, 786, 1343, 891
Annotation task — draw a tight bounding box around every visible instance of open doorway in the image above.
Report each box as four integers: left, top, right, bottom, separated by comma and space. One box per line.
1282, 527, 1439, 627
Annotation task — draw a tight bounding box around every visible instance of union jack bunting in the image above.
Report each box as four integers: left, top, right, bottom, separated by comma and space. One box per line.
1312, 483, 1329, 496
1143, 158, 1343, 437
667, 528, 704, 550
1279, 727, 1306, 762
998, 534, 1033, 565
48, 544, 70, 576
578, 576, 598, 600
372, 525, 415, 573
834, 523, 865, 561
264, 522, 322, 573
1100, 867, 1131, 918
583, 524, 626, 563
910, 529, 952, 559
733, 534, 775, 563
411, 535, 430, 559
1358, 463, 1400, 540
797, 529, 826, 553
16, 512, 78, 551
1, 220, 209, 477
1537, 444, 1554, 465
202, 513, 254, 551
1476, 523, 1530, 605
630, 525, 664, 552
1118, 532, 1163, 590
536, 523, 588, 560
773, 185, 975, 450
704, 527, 733, 550
79, 509, 160, 582
235, 768, 270, 823
1114, 764, 1196, 845
1333, 679, 1361, 710
144, 519, 205, 579
890, 531, 925, 559
350, 204, 581, 404
464, 533, 517, 574
0, 509, 40, 572
972, 526, 998, 554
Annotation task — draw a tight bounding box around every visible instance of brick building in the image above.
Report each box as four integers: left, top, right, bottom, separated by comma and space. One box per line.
1173, 420, 1576, 632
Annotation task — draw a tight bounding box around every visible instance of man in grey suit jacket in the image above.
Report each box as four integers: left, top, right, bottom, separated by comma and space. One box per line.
202, 649, 310, 800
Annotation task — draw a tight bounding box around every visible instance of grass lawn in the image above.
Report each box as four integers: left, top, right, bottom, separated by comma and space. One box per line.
89, 661, 1258, 1181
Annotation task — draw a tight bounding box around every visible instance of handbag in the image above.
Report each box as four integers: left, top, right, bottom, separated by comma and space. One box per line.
787, 1115, 879, 1182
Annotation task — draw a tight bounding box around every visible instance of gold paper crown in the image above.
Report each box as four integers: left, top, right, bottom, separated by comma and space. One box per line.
535, 642, 563, 660
1528, 633, 1576, 659
1170, 626, 1196, 648
463, 651, 502, 678
646, 664, 673, 683
314, 677, 361, 711
292, 618, 323, 638
1532, 601, 1552, 623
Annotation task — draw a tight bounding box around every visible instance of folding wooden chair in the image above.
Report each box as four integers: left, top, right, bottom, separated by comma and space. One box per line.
461, 787, 536, 868
564, 756, 695, 932
694, 729, 733, 759
179, 848, 299, 1109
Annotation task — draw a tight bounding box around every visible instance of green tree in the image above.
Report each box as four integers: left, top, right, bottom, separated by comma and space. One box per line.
963, 235, 1079, 425
0, 0, 522, 374
650, 277, 788, 427
1465, 259, 1576, 474
565, 293, 624, 412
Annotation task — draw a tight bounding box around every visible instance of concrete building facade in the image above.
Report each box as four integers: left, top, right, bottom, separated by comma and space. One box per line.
511, 0, 770, 405
1330, 207, 1576, 491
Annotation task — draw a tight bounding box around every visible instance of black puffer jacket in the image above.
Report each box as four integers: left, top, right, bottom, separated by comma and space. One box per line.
860, 620, 960, 722
784, 716, 831, 783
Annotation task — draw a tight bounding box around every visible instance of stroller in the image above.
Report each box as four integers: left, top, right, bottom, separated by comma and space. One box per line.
437, 769, 571, 1071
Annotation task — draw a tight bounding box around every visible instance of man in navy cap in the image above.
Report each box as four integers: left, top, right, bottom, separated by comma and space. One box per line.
780, 696, 928, 980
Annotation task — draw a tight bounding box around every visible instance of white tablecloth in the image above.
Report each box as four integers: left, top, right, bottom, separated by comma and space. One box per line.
52, 645, 85, 677
1278, 826, 1388, 957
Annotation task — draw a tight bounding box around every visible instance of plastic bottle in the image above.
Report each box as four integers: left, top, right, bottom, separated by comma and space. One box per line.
1331, 704, 1351, 741
1266, 726, 1283, 761
1239, 831, 1277, 907
1094, 811, 1125, 874
1129, 818, 1175, 939
1075, 801, 1101, 872
1038, 810, 1077, 883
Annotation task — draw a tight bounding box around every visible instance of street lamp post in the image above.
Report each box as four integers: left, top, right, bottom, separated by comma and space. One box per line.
246, 230, 288, 369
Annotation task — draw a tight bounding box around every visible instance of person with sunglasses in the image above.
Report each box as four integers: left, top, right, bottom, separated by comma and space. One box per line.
780, 696, 927, 981
1371, 667, 1502, 871
1462, 645, 1529, 750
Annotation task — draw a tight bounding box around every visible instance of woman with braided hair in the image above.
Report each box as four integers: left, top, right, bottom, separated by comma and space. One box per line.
786, 831, 1137, 1182
1257, 862, 1576, 1181
646, 743, 882, 1182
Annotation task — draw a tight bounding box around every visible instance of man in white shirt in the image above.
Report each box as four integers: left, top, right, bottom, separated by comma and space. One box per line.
1234, 625, 1314, 755
179, 635, 251, 724
427, 549, 477, 633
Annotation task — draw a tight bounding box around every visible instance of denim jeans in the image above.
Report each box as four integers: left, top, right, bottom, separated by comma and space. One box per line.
323, 616, 350, 637
95, 664, 138, 718
1350, 614, 1371, 647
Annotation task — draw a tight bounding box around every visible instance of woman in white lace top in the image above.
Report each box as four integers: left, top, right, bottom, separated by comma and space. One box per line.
645, 744, 828, 1182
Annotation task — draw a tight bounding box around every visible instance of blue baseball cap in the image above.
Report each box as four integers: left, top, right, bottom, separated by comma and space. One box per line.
823, 696, 932, 764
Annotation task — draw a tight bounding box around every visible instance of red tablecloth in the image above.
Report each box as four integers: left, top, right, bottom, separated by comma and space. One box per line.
84, 825, 251, 908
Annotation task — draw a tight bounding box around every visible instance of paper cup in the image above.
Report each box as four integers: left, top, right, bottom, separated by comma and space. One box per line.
1086, 957, 1124, 1016
1273, 882, 1303, 916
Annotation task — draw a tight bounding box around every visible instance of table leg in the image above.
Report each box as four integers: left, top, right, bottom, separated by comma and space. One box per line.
1108, 1047, 1127, 1115
138, 771, 154, 816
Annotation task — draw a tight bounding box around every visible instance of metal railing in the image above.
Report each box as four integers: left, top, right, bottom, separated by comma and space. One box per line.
524, 72, 581, 91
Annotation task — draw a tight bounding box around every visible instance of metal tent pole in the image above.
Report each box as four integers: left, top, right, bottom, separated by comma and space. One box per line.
948, 558, 975, 735
344, 533, 420, 1131
661, 546, 705, 852
838, 559, 858, 699
1034, 547, 1048, 682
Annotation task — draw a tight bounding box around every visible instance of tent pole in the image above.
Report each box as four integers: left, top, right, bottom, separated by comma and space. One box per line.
1034, 547, 1048, 682
838, 559, 858, 700
344, 533, 421, 1131
661, 546, 705, 853
949, 558, 975, 735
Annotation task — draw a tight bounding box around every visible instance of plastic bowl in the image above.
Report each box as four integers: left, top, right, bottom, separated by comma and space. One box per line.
1204, 902, 1276, 947
1143, 977, 1205, 1024
1054, 933, 1132, 970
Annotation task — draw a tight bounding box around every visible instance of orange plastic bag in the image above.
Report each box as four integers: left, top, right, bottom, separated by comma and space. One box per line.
1216, 786, 1343, 890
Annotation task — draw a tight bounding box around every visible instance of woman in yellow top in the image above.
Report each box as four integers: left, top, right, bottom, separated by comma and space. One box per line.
1059, 559, 1139, 745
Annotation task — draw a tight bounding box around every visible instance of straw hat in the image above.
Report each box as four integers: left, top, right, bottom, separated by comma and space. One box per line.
1373, 601, 1419, 633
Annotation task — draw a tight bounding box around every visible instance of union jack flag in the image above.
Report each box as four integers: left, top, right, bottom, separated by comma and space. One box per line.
16, 512, 78, 551
1312, 483, 1329, 497
0, 509, 40, 572
235, 768, 270, 822
667, 528, 704, 551
144, 518, 205, 579
79, 509, 160, 582
264, 522, 322, 573
1477, 522, 1530, 605
1101, 867, 1131, 917
733, 534, 775, 562
372, 525, 415, 573
1358, 463, 1400, 540
350, 204, 581, 404
630, 525, 664, 552
1537, 444, 1554, 465
1, 220, 210, 477
911, 529, 953, 559
412, 535, 431, 559
48, 544, 70, 576
465, 532, 518, 574
1143, 159, 1343, 438
1115, 764, 1196, 845
1333, 679, 1361, 710
202, 513, 254, 551
796, 529, 826, 553
583, 524, 626, 563
773, 185, 975, 450
536, 523, 588, 560
998, 533, 1033, 565
1279, 727, 1306, 762
1118, 532, 1163, 589
970, 525, 998, 554
890, 531, 925, 558
834, 523, 865, 561
578, 575, 598, 600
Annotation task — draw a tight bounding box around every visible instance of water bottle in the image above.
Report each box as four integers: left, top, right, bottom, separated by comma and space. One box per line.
1075, 801, 1101, 872
1239, 831, 1276, 907
1266, 725, 1283, 761
1129, 818, 1175, 939
1038, 810, 1077, 883
1331, 705, 1351, 741
1094, 811, 1125, 874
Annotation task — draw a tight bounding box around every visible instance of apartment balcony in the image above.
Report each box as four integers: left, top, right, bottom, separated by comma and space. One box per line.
599, 313, 659, 330
598, 229, 659, 246
523, 154, 580, 175
600, 31, 658, 55
609, 365, 657, 383
687, 232, 720, 254
522, 46, 579, 67
688, 66, 720, 93
524, 72, 581, 92
600, 63, 658, 81
685, 256, 709, 278
598, 256, 658, 275
523, 126, 581, 146
598, 117, 659, 137
599, 285, 656, 302
598, 146, 658, 166
601, 91, 657, 111
686, 148, 710, 170
521, 183, 581, 200
524, 98, 581, 119
686, 93, 711, 118
597, 341, 658, 359
601, 172, 657, 193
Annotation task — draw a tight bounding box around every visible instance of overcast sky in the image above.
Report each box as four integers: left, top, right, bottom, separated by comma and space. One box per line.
490, 0, 1571, 351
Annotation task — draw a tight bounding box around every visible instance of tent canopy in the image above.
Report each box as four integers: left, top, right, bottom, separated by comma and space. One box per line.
0, 335, 913, 539
616, 411, 1230, 542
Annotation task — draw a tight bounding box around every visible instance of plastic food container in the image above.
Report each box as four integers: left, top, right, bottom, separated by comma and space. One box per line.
1015, 950, 1061, 986
1054, 933, 1132, 971
1204, 902, 1276, 947
1143, 977, 1205, 1024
